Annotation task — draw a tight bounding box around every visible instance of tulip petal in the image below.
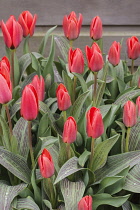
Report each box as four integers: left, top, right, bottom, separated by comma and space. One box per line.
1, 20, 12, 48
18, 13, 29, 37
13, 20, 23, 48
30, 14, 37, 36
0, 74, 12, 104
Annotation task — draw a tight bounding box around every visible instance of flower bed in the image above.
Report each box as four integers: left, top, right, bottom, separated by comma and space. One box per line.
0, 10, 140, 210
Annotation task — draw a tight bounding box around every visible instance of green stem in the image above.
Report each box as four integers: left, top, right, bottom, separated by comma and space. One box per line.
28, 121, 35, 169
93, 72, 98, 106
89, 137, 95, 170
72, 75, 77, 104
66, 143, 71, 160
10, 49, 15, 88
130, 59, 134, 86
125, 127, 131, 152
23, 36, 30, 54
44, 177, 56, 209
5, 104, 13, 136
63, 110, 67, 122
69, 40, 73, 48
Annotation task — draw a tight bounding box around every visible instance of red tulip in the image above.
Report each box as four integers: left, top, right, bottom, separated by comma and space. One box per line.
85, 43, 104, 72
31, 75, 45, 101
123, 100, 137, 127
0, 73, 12, 104
90, 16, 102, 40
20, 84, 39, 121
1, 15, 23, 49
18, 10, 37, 37
56, 83, 71, 111
0, 56, 11, 83
38, 148, 54, 178
62, 116, 77, 143
127, 36, 140, 60
108, 41, 121, 66
86, 107, 104, 138
136, 96, 140, 117
68, 47, 84, 74
78, 195, 92, 210
63, 11, 83, 40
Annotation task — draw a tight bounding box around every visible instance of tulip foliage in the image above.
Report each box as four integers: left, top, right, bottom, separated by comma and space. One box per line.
0, 10, 140, 210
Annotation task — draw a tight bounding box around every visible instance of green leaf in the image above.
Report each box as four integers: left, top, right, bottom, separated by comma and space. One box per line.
0, 115, 11, 150
39, 101, 62, 135
70, 90, 89, 121
54, 157, 83, 184
129, 120, 140, 151
62, 70, 73, 99
114, 89, 140, 106
130, 202, 140, 210
54, 35, 69, 62
38, 25, 57, 55
92, 193, 130, 210
95, 150, 140, 182
132, 66, 140, 86
96, 62, 108, 107
43, 200, 53, 210
23, 36, 30, 54
10, 98, 21, 119
0, 147, 31, 183
123, 162, 140, 193
78, 150, 91, 167
42, 36, 55, 81
17, 196, 40, 210
14, 51, 20, 86
92, 134, 120, 172
37, 113, 49, 138
0, 181, 27, 210
13, 117, 29, 160
60, 178, 85, 210
115, 121, 126, 153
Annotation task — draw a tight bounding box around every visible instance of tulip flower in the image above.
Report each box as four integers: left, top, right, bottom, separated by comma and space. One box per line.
18, 10, 37, 37
136, 96, 140, 117
127, 36, 140, 60
78, 195, 92, 210
63, 11, 83, 40
0, 73, 12, 104
0, 56, 10, 73
38, 148, 55, 178
1, 15, 23, 49
90, 16, 102, 40
62, 116, 77, 143
31, 75, 45, 101
108, 41, 121, 66
85, 43, 104, 72
68, 47, 84, 74
20, 84, 39, 121
123, 100, 137, 127
86, 107, 104, 138
56, 83, 71, 111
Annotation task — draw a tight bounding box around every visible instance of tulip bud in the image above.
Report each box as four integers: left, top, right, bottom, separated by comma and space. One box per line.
86, 107, 104, 138
38, 148, 54, 178
136, 96, 140, 117
90, 16, 102, 40
1, 15, 23, 49
63, 11, 83, 40
68, 47, 84, 74
78, 195, 92, 210
127, 36, 140, 60
123, 100, 137, 127
62, 116, 77, 143
85, 43, 104, 72
31, 75, 45, 101
56, 83, 71, 111
18, 10, 37, 37
0, 57, 11, 86
108, 41, 121, 66
0, 74, 12, 104
20, 84, 39, 121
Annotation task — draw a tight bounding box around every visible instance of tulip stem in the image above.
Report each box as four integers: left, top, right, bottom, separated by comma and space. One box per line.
5, 104, 13, 136
125, 127, 131, 152
66, 143, 71, 160
130, 59, 134, 87
63, 111, 67, 122
89, 137, 95, 170
69, 40, 73, 48
10, 49, 15, 88
72, 75, 77, 104
28, 121, 35, 169
48, 177, 56, 209
93, 72, 97, 106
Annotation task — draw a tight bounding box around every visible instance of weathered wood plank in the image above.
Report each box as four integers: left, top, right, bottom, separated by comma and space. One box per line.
0, 0, 140, 25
